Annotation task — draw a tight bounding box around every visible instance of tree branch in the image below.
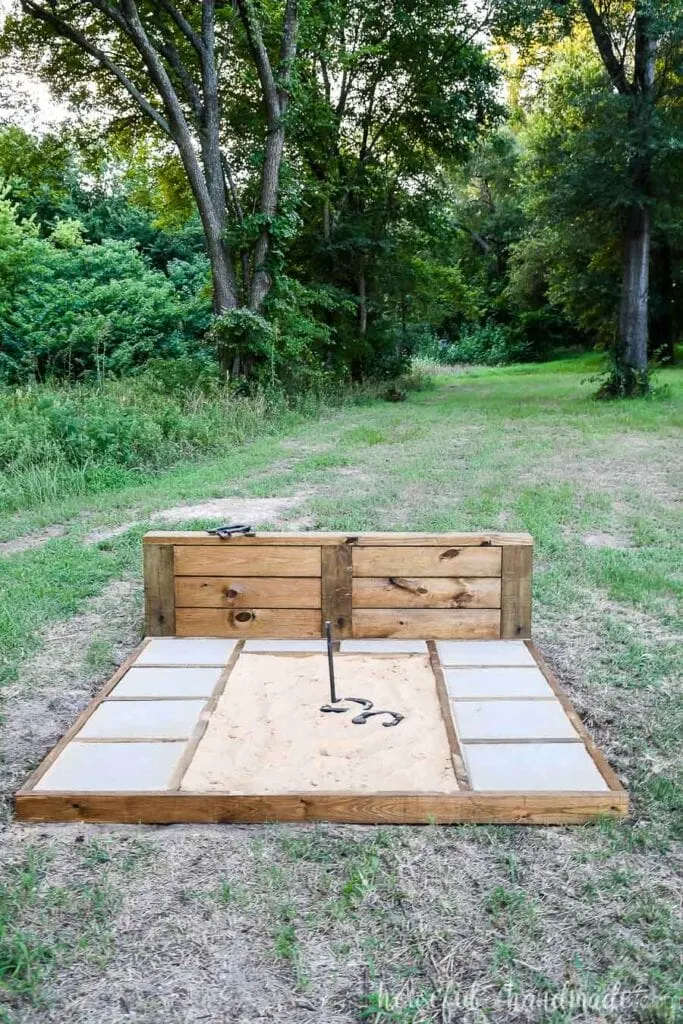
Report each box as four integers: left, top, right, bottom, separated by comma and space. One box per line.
578, 0, 633, 94
451, 220, 491, 253
156, 0, 204, 56
152, 19, 204, 123
19, 0, 172, 136
236, 0, 280, 120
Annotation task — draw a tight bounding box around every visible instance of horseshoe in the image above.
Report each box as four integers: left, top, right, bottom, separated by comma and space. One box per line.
351, 709, 405, 728
320, 697, 374, 715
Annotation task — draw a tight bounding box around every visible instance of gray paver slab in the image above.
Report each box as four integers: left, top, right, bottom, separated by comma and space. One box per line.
136, 638, 237, 666
111, 667, 222, 699
77, 700, 206, 740
445, 667, 553, 699
452, 699, 579, 741
437, 640, 536, 667
34, 741, 187, 791
464, 742, 609, 791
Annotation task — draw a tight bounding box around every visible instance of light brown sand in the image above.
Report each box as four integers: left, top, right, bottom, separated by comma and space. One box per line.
182, 654, 458, 793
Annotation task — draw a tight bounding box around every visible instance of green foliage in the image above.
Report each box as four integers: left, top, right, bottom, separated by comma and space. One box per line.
422, 321, 530, 367
207, 308, 276, 374
594, 363, 652, 400
0, 357, 402, 513
0, 190, 210, 381
508, 34, 682, 354
0, 0, 679, 392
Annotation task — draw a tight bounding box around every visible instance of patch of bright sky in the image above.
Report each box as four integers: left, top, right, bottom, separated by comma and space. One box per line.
0, 0, 70, 131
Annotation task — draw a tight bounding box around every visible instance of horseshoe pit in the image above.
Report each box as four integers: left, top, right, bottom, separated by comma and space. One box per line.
16, 531, 628, 825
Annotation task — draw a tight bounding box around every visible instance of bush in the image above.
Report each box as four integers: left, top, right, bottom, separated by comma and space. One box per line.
0, 191, 211, 382
437, 321, 530, 366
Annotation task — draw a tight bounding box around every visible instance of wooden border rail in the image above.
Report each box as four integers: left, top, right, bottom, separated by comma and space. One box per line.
143, 531, 533, 641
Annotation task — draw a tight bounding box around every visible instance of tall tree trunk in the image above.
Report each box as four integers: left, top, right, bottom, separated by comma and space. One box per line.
579, 1, 658, 396
612, 6, 656, 393
250, 121, 286, 310
238, 0, 299, 312
358, 258, 367, 338
618, 203, 650, 378
117, 0, 239, 316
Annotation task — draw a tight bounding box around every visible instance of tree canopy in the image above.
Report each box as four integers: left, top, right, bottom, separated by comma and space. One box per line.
0, 0, 680, 392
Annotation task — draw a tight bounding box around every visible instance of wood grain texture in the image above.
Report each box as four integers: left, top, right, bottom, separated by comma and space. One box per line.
352, 546, 502, 578
14, 790, 628, 824
175, 607, 321, 638
144, 531, 533, 547
144, 544, 175, 635
175, 577, 321, 609
352, 608, 500, 640
174, 545, 321, 577
321, 544, 353, 637
18, 639, 150, 792
500, 544, 533, 638
428, 641, 471, 789
352, 576, 501, 609
526, 641, 627, 796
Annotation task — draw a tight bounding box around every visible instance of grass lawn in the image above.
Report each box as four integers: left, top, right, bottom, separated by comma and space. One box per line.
1, 353, 681, 1023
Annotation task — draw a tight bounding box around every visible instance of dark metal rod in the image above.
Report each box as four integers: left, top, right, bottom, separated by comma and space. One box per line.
325, 620, 337, 703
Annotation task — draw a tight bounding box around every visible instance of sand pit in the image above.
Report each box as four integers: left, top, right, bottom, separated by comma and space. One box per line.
181, 653, 458, 793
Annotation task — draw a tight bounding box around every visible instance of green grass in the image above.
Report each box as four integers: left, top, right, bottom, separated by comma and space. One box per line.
1, 351, 682, 1022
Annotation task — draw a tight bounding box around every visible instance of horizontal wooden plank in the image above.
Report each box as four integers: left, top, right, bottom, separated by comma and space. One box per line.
175, 608, 321, 638
352, 577, 501, 609
353, 533, 531, 547
174, 546, 321, 578
175, 577, 321, 609
352, 608, 500, 640
15, 790, 628, 825
144, 531, 533, 547
352, 547, 502, 578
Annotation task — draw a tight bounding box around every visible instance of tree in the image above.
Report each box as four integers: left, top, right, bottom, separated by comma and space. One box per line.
519, 0, 682, 393
2, 0, 299, 372
286, 0, 502, 372
575, 1, 665, 392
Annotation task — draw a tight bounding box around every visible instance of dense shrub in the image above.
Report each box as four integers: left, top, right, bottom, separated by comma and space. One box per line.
416, 321, 530, 366
0, 192, 211, 382
447, 322, 530, 365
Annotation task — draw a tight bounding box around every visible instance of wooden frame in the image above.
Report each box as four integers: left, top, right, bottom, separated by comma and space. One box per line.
15, 531, 627, 825
15, 641, 628, 825
144, 530, 533, 641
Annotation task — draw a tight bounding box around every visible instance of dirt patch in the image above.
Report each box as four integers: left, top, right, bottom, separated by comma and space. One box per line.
524, 433, 680, 506
84, 522, 139, 545
81, 495, 313, 544
582, 531, 630, 549
0, 525, 66, 557
0, 578, 142, 811
152, 495, 308, 525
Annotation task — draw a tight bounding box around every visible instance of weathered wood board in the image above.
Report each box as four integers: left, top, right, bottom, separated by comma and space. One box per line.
145, 531, 530, 639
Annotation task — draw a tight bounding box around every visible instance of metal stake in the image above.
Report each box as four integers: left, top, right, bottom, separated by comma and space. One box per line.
325, 620, 337, 704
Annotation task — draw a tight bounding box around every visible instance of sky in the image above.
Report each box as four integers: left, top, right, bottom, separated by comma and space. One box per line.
0, 0, 70, 130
